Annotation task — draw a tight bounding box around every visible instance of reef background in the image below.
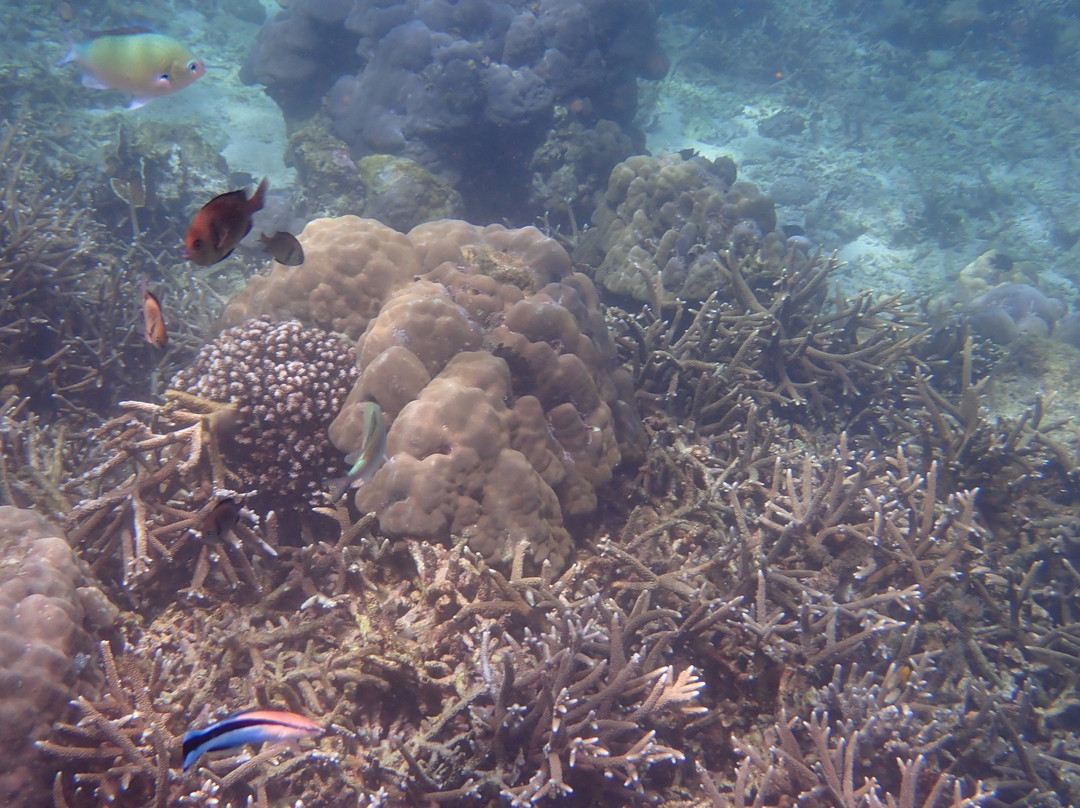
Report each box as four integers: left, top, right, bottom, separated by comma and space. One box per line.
2, 1, 1080, 807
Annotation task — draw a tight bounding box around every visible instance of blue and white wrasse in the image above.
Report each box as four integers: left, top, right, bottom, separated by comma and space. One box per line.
182, 709, 323, 771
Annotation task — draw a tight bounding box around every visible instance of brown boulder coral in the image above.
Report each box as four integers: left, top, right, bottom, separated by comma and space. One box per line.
303, 219, 647, 569
573, 152, 786, 303
220, 215, 421, 339
0, 507, 116, 808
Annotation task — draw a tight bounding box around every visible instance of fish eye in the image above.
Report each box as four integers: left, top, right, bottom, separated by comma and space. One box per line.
188, 61, 199, 73
193, 239, 204, 249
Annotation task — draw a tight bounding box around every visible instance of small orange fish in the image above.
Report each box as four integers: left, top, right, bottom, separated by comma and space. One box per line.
141, 278, 167, 348
184, 178, 268, 265
259, 231, 304, 266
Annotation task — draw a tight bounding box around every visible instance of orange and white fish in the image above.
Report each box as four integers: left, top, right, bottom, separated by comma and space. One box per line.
182, 709, 323, 771
141, 278, 167, 348
60, 28, 205, 110
184, 179, 268, 266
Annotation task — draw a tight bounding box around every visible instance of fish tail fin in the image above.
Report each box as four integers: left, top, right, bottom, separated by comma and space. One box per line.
324, 475, 351, 504
58, 32, 80, 66
249, 177, 269, 213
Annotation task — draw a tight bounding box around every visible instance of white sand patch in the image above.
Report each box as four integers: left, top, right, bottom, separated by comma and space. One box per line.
131, 67, 295, 192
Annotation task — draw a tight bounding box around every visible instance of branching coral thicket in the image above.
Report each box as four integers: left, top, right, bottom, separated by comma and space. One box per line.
0, 394, 72, 515
610, 247, 928, 433
0, 123, 190, 417
605, 292, 1080, 805
62, 395, 274, 601
44, 515, 715, 808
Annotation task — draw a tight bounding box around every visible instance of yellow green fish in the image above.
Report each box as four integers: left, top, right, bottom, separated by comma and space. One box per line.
326, 402, 388, 502
60, 28, 205, 109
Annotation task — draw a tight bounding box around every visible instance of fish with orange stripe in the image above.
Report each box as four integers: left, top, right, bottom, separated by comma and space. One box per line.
182, 709, 323, 771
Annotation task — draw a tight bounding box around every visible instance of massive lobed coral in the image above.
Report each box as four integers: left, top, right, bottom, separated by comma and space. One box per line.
928, 249, 1072, 345
339, 220, 644, 568
241, 0, 662, 222
0, 507, 115, 808
221, 216, 420, 339
225, 215, 645, 569
574, 152, 789, 303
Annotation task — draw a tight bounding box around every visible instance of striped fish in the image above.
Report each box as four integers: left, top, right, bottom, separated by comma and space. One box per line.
325, 401, 388, 502
182, 709, 323, 771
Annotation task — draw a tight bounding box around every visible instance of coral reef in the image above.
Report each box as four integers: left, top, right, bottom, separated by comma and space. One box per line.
0, 507, 115, 808
354, 154, 464, 232
528, 116, 637, 232
0, 119, 236, 441
0, 124, 124, 414
220, 216, 420, 339
929, 250, 1071, 345
329, 219, 646, 568
573, 152, 786, 304
284, 116, 363, 217
170, 318, 359, 509
41, 202, 1080, 807
242, 0, 664, 221
223, 215, 645, 568
95, 120, 230, 246
0, 395, 72, 515
43, 518, 709, 808
62, 318, 358, 600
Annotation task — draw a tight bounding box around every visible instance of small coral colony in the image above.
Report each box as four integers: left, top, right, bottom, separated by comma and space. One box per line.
0, 4, 1077, 808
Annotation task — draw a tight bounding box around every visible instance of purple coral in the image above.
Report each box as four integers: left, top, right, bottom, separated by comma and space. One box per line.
243, 0, 666, 222
965, 282, 1066, 344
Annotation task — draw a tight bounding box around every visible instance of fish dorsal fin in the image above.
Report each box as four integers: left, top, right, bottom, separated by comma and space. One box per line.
86, 25, 156, 38
249, 177, 269, 212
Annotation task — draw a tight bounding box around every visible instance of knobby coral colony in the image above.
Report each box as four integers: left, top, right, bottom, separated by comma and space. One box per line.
36, 209, 1080, 808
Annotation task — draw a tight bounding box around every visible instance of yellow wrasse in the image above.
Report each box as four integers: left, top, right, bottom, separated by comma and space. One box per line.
61, 29, 205, 109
